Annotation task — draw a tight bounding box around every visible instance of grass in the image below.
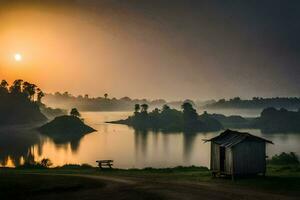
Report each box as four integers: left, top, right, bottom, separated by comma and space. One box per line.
93, 166, 213, 182
231, 165, 300, 195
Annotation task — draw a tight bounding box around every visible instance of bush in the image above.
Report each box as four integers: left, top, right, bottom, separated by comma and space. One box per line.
17, 162, 45, 169
59, 163, 94, 169
268, 152, 299, 165
17, 158, 52, 169
81, 163, 94, 169
40, 158, 53, 168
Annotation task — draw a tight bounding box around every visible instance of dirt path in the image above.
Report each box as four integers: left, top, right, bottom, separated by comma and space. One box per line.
24, 173, 297, 200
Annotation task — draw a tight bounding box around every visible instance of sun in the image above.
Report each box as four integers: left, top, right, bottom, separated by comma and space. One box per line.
14, 53, 22, 62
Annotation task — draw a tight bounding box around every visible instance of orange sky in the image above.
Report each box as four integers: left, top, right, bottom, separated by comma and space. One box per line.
0, 4, 116, 95
0, 3, 202, 100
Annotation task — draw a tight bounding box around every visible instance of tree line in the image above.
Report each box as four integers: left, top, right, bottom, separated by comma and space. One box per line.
0, 79, 45, 102
204, 97, 300, 109
0, 79, 48, 124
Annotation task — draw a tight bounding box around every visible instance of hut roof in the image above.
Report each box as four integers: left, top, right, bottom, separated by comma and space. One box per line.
204, 129, 273, 148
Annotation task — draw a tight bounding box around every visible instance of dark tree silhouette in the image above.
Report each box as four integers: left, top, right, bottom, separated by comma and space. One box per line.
37, 88, 45, 102
23, 82, 37, 101
162, 104, 170, 111
181, 102, 198, 129
104, 93, 108, 99
134, 104, 140, 113
0, 79, 47, 124
0, 80, 8, 94
9, 79, 23, 94
205, 97, 300, 110
70, 108, 81, 118
141, 104, 149, 113
111, 103, 223, 132
40, 158, 53, 168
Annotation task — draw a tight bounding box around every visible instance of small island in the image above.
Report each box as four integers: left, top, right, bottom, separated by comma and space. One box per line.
38, 108, 96, 136
109, 103, 300, 134
109, 102, 223, 132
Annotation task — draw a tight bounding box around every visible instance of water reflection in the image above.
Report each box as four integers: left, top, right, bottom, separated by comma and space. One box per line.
0, 125, 40, 167
131, 128, 214, 167
0, 112, 299, 168
133, 129, 203, 166
39, 132, 86, 153
0, 123, 89, 167
182, 132, 198, 164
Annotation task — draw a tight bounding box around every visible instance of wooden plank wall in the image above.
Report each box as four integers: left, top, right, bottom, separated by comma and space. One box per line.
225, 148, 233, 174
233, 141, 266, 175
211, 143, 220, 171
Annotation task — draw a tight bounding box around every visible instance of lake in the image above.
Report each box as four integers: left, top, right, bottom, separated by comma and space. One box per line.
0, 111, 299, 168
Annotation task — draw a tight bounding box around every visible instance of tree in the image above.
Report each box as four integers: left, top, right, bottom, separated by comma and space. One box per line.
152, 108, 160, 115
63, 91, 70, 97
9, 79, 23, 94
181, 102, 194, 111
40, 158, 53, 168
22, 81, 30, 99
0, 80, 8, 94
134, 104, 140, 113
70, 108, 81, 117
162, 104, 170, 111
141, 104, 149, 113
23, 82, 37, 101
36, 88, 45, 102
104, 93, 108, 99
181, 102, 198, 129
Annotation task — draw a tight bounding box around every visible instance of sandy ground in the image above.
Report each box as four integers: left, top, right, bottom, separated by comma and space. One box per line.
23, 173, 298, 200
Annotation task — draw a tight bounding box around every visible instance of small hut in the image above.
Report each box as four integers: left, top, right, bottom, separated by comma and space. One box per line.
204, 129, 273, 177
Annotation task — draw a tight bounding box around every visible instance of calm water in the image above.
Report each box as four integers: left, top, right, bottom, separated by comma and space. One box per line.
0, 111, 299, 168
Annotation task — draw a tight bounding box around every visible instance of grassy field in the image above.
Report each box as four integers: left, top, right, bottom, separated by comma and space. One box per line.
0, 164, 299, 200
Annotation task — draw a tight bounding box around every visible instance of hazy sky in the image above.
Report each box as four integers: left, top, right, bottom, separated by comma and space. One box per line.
0, 0, 299, 100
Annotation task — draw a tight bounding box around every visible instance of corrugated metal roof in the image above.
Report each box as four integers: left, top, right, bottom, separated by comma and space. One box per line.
204, 129, 273, 148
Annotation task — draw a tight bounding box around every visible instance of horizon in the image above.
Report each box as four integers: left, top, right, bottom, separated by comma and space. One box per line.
45, 90, 300, 102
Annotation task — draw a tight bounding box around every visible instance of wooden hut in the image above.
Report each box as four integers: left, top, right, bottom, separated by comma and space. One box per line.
204, 129, 273, 177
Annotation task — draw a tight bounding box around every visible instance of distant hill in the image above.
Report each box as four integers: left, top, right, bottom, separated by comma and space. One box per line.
43, 92, 202, 111
44, 93, 300, 112
203, 112, 253, 129
205, 107, 300, 133
203, 97, 300, 110
252, 107, 300, 133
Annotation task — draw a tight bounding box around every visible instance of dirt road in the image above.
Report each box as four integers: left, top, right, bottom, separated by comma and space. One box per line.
24, 173, 297, 200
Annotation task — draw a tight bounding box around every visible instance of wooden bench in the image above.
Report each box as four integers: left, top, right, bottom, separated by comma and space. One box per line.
96, 160, 113, 169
